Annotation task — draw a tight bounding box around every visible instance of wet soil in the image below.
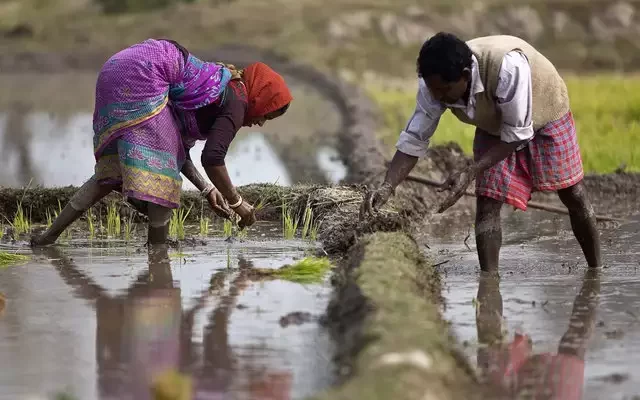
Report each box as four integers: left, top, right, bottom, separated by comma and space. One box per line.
419, 207, 640, 400
0, 224, 335, 400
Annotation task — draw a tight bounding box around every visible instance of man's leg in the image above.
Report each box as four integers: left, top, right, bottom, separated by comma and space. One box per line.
31, 175, 117, 246
147, 203, 172, 245
557, 181, 601, 269
475, 196, 503, 273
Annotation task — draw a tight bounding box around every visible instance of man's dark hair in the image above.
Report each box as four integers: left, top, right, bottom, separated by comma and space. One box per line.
416, 32, 473, 82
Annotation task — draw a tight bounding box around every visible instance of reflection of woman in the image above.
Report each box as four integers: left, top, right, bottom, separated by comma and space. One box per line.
476, 269, 600, 399
31, 38, 292, 246
38, 246, 292, 399
40, 245, 186, 399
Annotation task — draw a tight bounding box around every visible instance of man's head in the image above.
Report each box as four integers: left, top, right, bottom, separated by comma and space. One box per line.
417, 32, 473, 104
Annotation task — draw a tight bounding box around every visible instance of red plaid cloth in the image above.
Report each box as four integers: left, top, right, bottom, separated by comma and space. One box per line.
482, 334, 585, 400
474, 111, 584, 211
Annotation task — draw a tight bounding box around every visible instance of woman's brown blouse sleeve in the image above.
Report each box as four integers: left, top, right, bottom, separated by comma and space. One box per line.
200, 83, 248, 166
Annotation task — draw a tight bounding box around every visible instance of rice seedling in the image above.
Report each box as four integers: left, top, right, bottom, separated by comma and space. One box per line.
251, 256, 332, 284
281, 200, 299, 240
106, 202, 121, 238
123, 214, 135, 241
301, 204, 318, 240
199, 216, 210, 237
46, 209, 54, 228
309, 219, 321, 241
0, 251, 30, 267
168, 204, 192, 240
223, 219, 233, 237
12, 202, 30, 239
199, 202, 210, 237
87, 207, 95, 240
236, 226, 248, 239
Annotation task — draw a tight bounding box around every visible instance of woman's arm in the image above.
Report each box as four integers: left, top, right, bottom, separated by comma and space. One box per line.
199, 93, 246, 204
181, 153, 211, 193
203, 165, 240, 204
200, 94, 256, 227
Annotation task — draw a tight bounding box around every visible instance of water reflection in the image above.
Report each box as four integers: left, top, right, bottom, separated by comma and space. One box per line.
476, 269, 600, 399
33, 245, 297, 400
0, 110, 348, 189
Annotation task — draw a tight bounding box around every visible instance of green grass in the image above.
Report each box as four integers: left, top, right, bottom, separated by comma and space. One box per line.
0, 251, 30, 267
253, 256, 332, 284
365, 74, 640, 174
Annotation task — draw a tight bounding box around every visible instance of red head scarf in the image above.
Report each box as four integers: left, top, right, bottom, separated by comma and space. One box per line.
242, 62, 293, 118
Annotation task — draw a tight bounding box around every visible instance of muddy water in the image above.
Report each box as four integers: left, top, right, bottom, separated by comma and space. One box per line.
0, 72, 347, 189
0, 223, 335, 400
424, 209, 640, 400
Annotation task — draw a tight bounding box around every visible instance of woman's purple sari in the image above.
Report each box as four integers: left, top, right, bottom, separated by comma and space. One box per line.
93, 39, 231, 208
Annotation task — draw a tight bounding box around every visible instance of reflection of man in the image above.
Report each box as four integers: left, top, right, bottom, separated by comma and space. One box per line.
476, 269, 600, 399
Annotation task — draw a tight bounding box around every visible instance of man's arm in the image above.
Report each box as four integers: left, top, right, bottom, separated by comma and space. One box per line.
472, 51, 533, 174
384, 79, 445, 190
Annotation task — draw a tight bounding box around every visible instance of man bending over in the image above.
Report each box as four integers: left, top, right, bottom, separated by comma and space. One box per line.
362, 32, 601, 272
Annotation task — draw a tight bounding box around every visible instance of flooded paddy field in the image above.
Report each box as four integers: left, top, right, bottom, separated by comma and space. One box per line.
422, 209, 640, 400
3, 51, 640, 400
0, 222, 336, 400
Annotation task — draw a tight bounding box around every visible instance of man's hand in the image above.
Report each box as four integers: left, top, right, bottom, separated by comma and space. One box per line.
360, 182, 395, 218
207, 188, 232, 219
436, 166, 476, 213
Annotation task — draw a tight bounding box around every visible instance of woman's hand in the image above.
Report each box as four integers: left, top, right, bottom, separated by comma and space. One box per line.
207, 188, 232, 219
233, 200, 256, 229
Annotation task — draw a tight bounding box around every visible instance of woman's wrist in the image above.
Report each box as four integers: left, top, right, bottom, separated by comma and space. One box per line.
229, 195, 243, 209
226, 191, 242, 207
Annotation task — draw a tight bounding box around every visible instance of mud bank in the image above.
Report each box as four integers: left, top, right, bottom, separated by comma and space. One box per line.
314, 232, 483, 400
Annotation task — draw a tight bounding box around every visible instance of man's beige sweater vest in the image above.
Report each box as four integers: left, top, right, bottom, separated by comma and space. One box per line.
450, 35, 570, 135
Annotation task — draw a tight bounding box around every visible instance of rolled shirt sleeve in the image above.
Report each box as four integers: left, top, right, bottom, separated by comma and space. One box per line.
395, 79, 445, 158
496, 51, 534, 143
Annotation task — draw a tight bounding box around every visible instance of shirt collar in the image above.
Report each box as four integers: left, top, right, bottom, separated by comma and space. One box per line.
445, 54, 484, 109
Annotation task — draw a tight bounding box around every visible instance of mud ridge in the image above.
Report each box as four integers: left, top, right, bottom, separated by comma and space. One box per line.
313, 232, 486, 400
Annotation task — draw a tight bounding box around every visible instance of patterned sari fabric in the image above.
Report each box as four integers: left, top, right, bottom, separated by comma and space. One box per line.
93, 39, 231, 208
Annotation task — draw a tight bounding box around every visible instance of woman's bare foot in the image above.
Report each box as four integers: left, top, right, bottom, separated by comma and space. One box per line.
30, 233, 57, 247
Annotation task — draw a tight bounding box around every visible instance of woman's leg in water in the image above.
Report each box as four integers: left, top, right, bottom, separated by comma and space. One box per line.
31, 175, 118, 246
147, 203, 172, 245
